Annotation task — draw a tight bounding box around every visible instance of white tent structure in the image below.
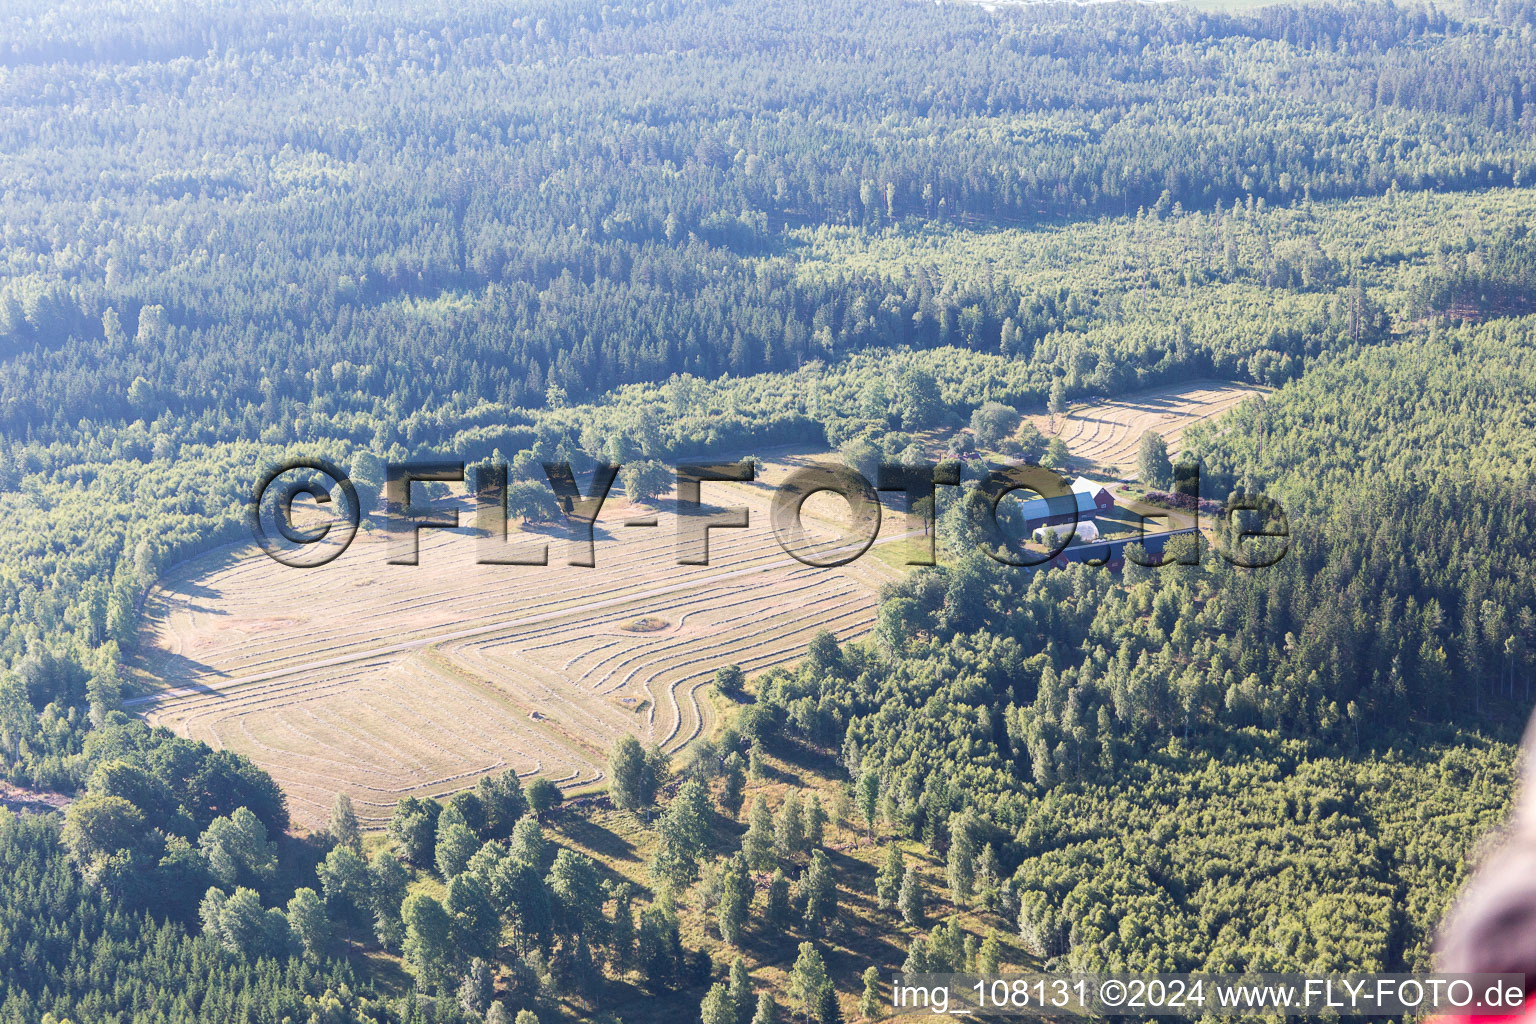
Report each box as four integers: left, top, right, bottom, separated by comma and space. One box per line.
1032, 519, 1100, 546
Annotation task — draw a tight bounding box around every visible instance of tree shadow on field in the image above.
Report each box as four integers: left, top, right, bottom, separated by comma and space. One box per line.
765, 735, 845, 785
557, 814, 639, 864
126, 650, 230, 701
171, 578, 225, 603
511, 518, 619, 547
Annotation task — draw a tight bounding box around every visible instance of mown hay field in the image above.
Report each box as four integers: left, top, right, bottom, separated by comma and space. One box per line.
1030, 379, 1268, 477
132, 455, 906, 830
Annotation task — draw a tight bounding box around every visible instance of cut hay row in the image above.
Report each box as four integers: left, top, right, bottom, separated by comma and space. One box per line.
137, 510, 816, 687
634, 590, 875, 743
507, 569, 832, 661
436, 645, 638, 754
592, 579, 867, 701
659, 610, 879, 753
151, 646, 592, 784
1029, 380, 1266, 475
649, 602, 878, 750
173, 655, 594, 826
574, 576, 851, 695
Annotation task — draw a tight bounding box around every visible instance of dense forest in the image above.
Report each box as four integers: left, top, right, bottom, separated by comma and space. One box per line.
3, 0, 1536, 1020
5, 0, 1536, 436
759, 318, 1536, 975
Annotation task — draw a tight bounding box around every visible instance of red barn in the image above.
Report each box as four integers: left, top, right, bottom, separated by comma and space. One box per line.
1017, 477, 1117, 528
1072, 477, 1116, 513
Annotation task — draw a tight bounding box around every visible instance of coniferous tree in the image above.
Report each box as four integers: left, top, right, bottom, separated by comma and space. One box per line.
774, 791, 806, 861
609, 735, 660, 812
876, 846, 904, 911
743, 794, 775, 870
509, 815, 547, 870
719, 854, 751, 945
856, 772, 880, 837
701, 982, 736, 1024
766, 868, 792, 931
859, 967, 882, 1020
730, 957, 755, 1024
898, 864, 925, 928
788, 943, 834, 1023
801, 850, 837, 933
804, 794, 828, 851
459, 958, 494, 1019
720, 753, 747, 818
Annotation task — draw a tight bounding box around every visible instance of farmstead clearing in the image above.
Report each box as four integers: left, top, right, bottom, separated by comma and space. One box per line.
129, 376, 1257, 833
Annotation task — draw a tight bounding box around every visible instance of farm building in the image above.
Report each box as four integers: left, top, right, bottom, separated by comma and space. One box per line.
1072, 477, 1117, 512
1033, 519, 1101, 546
1015, 477, 1117, 528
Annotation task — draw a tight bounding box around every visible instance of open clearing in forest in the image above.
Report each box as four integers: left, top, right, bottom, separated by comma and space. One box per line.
131, 455, 905, 830
1028, 379, 1268, 478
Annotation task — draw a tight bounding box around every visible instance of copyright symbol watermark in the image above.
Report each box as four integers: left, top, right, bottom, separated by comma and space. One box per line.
248, 458, 360, 567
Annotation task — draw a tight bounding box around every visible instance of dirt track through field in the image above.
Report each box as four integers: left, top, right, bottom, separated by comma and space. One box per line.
133, 458, 905, 829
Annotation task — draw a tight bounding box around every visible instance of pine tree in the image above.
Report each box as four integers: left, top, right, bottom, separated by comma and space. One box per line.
858, 966, 881, 1020
804, 794, 828, 850
752, 993, 778, 1024
610, 883, 637, 973
898, 864, 925, 928
730, 957, 754, 1024
788, 943, 832, 1022
856, 771, 880, 837
718, 855, 751, 945
743, 794, 774, 870
801, 850, 837, 933
458, 958, 493, 1019
475, 769, 530, 838
719, 753, 747, 818
976, 931, 1003, 975
902, 935, 931, 974
876, 846, 903, 911
774, 791, 805, 860
766, 868, 792, 929
945, 810, 977, 904
509, 815, 547, 869
816, 984, 845, 1024
701, 982, 736, 1024
609, 734, 659, 812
